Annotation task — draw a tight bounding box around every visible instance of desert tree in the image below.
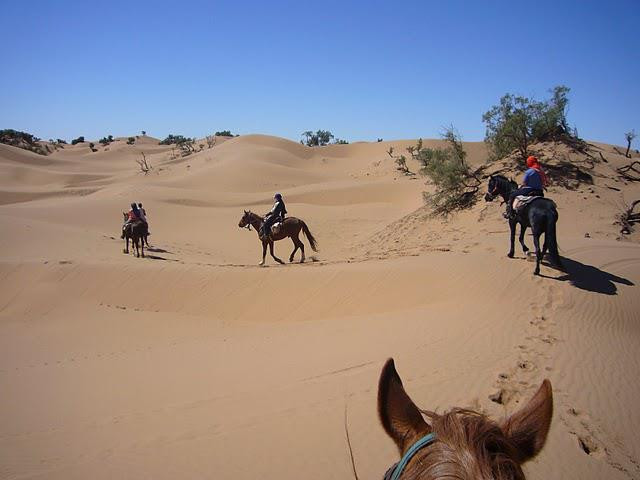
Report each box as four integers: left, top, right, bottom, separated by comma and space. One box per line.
625, 130, 636, 158
482, 85, 576, 160
136, 152, 152, 174
301, 130, 334, 146
416, 127, 480, 214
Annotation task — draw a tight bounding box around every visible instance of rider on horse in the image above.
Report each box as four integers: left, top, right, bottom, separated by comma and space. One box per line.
505, 156, 549, 219
261, 193, 287, 239
121, 202, 147, 238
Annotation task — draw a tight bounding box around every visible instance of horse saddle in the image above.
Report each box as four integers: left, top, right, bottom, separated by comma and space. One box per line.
271, 222, 283, 235
512, 195, 541, 212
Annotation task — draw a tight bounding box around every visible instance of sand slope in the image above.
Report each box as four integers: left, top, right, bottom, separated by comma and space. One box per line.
0, 136, 639, 479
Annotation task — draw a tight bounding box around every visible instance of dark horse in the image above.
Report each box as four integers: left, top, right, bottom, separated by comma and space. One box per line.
485, 175, 562, 275
121, 212, 146, 258
238, 210, 318, 265
378, 358, 552, 479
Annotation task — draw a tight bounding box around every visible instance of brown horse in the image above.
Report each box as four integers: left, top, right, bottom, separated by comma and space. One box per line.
238, 210, 318, 265
121, 212, 146, 258
378, 359, 552, 479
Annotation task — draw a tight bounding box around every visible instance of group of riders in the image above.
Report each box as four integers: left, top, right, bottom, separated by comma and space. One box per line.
120, 157, 547, 243
121, 202, 149, 239
121, 194, 288, 241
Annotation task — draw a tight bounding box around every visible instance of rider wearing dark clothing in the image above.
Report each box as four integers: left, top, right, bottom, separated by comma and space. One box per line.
261, 193, 287, 239
506, 156, 548, 219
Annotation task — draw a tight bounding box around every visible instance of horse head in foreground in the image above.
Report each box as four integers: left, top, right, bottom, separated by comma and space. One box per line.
238, 210, 318, 266
378, 359, 552, 479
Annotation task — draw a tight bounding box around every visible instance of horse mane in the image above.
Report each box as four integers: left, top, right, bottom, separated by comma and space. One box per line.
410, 408, 525, 480
491, 174, 517, 187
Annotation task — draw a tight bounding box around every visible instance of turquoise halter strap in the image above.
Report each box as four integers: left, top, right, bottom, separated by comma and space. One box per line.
387, 432, 436, 480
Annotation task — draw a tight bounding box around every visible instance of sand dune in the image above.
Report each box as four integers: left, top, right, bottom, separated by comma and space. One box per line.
0, 135, 639, 479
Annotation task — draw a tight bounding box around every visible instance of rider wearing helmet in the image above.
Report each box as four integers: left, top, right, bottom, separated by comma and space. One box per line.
261, 193, 287, 239
505, 156, 548, 219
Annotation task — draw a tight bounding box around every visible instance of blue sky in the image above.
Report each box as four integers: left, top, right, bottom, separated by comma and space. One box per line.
1, 0, 638, 146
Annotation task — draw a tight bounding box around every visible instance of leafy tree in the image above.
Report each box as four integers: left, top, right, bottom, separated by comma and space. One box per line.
625, 130, 636, 158
159, 134, 190, 145
301, 130, 334, 146
99, 135, 114, 145
0, 129, 47, 155
482, 85, 574, 160
214, 130, 235, 137
416, 127, 480, 214
141, 130, 146, 136
127, 137, 136, 145
71, 136, 85, 145
334, 138, 349, 144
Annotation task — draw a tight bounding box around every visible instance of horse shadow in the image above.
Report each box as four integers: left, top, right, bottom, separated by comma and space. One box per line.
540, 256, 634, 295
145, 246, 173, 253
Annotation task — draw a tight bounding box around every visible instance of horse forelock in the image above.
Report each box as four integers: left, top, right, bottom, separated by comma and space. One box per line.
403, 409, 525, 480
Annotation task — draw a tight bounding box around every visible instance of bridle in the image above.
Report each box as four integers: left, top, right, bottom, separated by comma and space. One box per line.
241, 212, 255, 231
384, 433, 437, 480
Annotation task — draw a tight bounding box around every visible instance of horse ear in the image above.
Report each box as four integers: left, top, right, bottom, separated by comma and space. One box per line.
378, 359, 431, 454
500, 379, 553, 463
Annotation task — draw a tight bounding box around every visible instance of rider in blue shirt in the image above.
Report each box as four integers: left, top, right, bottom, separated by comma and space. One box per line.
505, 156, 548, 219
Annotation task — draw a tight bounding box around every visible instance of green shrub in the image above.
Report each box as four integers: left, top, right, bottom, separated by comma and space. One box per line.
127, 137, 135, 145
99, 135, 114, 145
159, 134, 189, 145
0, 129, 48, 155
71, 136, 85, 145
416, 128, 480, 214
301, 130, 334, 146
482, 85, 575, 160
214, 130, 235, 137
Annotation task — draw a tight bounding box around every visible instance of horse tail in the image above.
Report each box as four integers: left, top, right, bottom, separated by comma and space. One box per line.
301, 220, 318, 252
546, 209, 561, 265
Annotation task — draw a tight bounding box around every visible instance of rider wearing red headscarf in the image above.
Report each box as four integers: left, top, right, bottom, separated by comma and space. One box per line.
505, 156, 549, 219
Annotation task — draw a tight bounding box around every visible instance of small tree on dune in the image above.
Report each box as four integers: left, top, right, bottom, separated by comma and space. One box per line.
301, 130, 334, 147
416, 127, 480, 214
482, 85, 579, 160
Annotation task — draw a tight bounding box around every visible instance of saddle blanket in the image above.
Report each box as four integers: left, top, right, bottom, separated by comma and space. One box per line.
271, 222, 282, 235
513, 195, 541, 212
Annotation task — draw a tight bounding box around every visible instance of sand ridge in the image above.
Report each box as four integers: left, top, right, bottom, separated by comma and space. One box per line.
0, 134, 639, 479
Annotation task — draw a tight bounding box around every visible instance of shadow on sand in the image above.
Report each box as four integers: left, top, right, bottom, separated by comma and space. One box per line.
146, 247, 172, 254
540, 256, 634, 295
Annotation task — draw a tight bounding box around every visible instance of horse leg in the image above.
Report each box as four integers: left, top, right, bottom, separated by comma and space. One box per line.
298, 239, 305, 263
124, 236, 129, 254
519, 223, 529, 254
135, 237, 140, 258
289, 236, 298, 263
269, 241, 284, 264
532, 230, 542, 275
259, 240, 267, 266
141, 235, 145, 258
508, 219, 516, 258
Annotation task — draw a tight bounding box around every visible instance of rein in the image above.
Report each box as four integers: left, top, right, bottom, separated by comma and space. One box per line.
384, 433, 437, 480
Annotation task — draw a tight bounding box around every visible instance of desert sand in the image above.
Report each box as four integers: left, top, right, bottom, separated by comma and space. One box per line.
0, 134, 639, 479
